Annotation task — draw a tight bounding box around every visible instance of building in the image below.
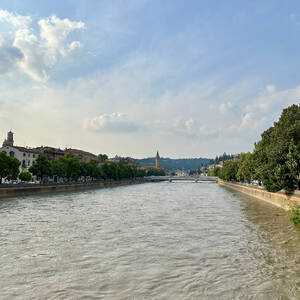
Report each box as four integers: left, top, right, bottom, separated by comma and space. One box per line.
155, 151, 160, 168
140, 151, 163, 171
36, 146, 65, 161
3, 130, 14, 147
1, 131, 40, 171
106, 155, 135, 166
64, 148, 98, 163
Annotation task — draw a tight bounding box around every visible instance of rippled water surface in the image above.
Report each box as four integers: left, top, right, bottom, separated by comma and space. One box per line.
0, 182, 300, 299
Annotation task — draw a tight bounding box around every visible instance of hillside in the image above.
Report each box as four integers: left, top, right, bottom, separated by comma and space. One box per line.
131, 157, 212, 171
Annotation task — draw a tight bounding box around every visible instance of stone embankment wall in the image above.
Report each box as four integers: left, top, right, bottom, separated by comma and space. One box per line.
218, 179, 300, 211
0, 179, 148, 199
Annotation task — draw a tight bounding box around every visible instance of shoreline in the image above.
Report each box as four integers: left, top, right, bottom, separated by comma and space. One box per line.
218, 179, 300, 210
0, 178, 149, 199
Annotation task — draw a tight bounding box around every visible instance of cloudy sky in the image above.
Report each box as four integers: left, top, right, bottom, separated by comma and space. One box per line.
0, 0, 299, 158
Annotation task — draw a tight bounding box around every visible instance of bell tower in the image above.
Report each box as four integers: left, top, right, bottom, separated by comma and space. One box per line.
3, 131, 14, 147
155, 151, 160, 168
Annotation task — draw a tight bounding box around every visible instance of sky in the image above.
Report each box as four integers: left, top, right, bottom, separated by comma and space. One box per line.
0, 0, 299, 158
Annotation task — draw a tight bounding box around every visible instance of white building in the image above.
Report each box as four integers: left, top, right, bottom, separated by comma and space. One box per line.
0, 131, 40, 171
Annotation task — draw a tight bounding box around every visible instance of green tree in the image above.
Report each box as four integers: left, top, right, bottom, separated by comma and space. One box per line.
137, 168, 146, 177
219, 161, 239, 181
207, 167, 221, 177
0, 152, 20, 183
98, 154, 108, 163
147, 168, 166, 176
6, 156, 20, 181
253, 104, 300, 193
286, 139, 300, 190
0, 152, 10, 183
51, 159, 67, 181
29, 155, 52, 181
236, 153, 255, 183
19, 171, 32, 182
60, 153, 81, 181
87, 160, 102, 180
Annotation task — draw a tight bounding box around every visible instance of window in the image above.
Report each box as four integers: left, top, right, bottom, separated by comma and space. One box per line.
33, 154, 35, 158
22, 160, 26, 168
23, 153, 25, 157
9, 151, 14, 157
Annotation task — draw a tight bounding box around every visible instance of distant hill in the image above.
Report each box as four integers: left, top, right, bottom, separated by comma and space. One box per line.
131, 157, 212, 171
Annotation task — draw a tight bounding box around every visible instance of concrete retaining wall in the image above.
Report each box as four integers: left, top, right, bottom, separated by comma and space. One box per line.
0, 179, 148, 199
218, 179, 300, 211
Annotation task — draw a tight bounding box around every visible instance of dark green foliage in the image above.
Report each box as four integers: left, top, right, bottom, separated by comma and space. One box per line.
146, 168, 166, 176
43, 154, 145, 182
101, 162, 142, 180
52, 159, 67, 178
236, 153, 255, 183
60, 153, 81, 181
219, 161, 239, 181
219, 104, 300, 194
98, 154, 108, 163
289, 204, 300, 229
6, 155, 21, 180
29, 155, 52, 180
207, 167, 221, 177
19, 171, 32, 182
189, 168, 202, 175
214, 153, 238, 164
0, 152, 20, 183
253, 104, 300, 193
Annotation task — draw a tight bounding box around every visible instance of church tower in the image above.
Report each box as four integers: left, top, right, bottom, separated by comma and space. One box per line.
3, 131, 14, 147
155, 151, 160, 168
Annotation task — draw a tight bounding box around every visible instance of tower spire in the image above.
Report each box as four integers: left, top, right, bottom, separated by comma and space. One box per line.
155, 150, 160, 168
2, 131, 14, 147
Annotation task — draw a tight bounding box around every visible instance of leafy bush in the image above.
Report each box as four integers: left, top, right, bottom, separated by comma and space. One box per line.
19, 171, 32, 182
289, 204, 300, 229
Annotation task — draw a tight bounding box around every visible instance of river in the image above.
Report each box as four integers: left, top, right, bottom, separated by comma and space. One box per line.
0, 182, 299, 299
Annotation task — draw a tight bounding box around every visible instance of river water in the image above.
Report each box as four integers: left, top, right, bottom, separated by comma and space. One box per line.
0, 182, 299, 299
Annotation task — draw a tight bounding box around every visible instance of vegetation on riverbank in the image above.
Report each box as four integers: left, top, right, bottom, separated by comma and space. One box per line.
0, 152, 20, 183
28, 153, 147, 182
211, 104, 300, 194
290, 204, 300, 229
1, 149, 166, 184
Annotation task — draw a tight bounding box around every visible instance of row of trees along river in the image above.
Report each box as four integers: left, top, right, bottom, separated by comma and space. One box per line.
209, 105, 300, 193
0, 153, 166, 184
208, 104, 300, 194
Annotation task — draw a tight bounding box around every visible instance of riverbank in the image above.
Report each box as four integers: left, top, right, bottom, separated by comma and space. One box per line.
218, 179, 300, 210
0, 178, 149, 199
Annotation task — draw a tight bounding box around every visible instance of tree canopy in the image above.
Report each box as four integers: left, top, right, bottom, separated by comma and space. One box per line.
28, 153, 147, 182
0, 152, 20, 183
219, 104, 300, 193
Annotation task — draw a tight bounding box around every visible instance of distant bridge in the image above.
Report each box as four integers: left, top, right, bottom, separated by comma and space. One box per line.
146, 176, 218, 183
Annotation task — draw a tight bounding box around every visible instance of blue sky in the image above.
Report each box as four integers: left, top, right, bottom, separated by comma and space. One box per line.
0, 1, 299, 158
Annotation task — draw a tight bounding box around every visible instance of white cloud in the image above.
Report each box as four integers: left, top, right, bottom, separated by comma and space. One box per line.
265, 84, 276, 94
218, 101, 232, 114
0, 10, 31, 28
38, 15, 84, 61
84, 113, 140, 133
166, 116, 219, 139
0, 10, 84, 81
68, 41, 81, 52
240, 112, 267, 130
